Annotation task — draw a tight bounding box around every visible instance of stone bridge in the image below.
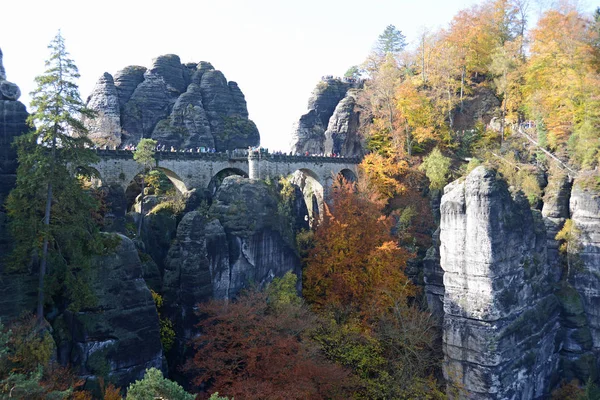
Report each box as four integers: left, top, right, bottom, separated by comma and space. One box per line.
92, 150, 360, 209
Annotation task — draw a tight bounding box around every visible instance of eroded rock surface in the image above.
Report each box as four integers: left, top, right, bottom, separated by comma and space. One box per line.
0, 49, 32, 312
323, 89, 363, 157
542, 170, 572, 272
84, 73, 122, 147
568, 175, 600, 369
290, 78, 362, 156
163, 176, 306, 366
423, 228, 444, 319
0, 48, 28, 203
0, 49, 21, 102
53, 234, 163, 389
440, 167, 560, 399
85, 55, 259, 151
0, 49, 5, 80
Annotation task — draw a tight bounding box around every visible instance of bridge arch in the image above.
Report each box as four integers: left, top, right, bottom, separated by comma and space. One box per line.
155, 167, 187, 193
337, 168, 358, 183
289, 168, 324, 224
121, 168, 184, 213
208, 167, 249, 195
80, 165, 104, 188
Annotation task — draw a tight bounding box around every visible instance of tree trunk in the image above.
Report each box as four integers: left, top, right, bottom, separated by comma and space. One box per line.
501, 96, 507, 143
460, 67, 465, 112
37, 125, 58, 327
37, 181, 53, 326
447, 87, 454, 129
387, 100, 394, 133
422, 36, 426, 84
137, 174, 145, 237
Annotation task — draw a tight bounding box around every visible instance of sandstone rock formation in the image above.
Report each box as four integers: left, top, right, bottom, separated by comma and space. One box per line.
290, 77, 363, 156
542, 169, 572, 273
423, 227, 444, 318
440, 167, 560, 399
85, 55, 259, 151
114, 65, 147, 109
0, 49, 5, 81
436, 166, 600, 397
324, 89, 363, 156
141, 211, 178, 274
565, 174, 600, 377
163, 176, 306, 365
83, 73, 121, 147
0, 213, 37, 321
0, 48, 28, 203
0, 49, 21, 102
0, 49, 34, 318
53, 234, 163, 388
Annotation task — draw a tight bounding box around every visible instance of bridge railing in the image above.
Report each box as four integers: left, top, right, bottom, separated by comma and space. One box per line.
94, 149, 361, 164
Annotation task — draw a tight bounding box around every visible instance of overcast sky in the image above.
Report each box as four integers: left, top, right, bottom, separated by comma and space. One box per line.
1, 0, 593, 150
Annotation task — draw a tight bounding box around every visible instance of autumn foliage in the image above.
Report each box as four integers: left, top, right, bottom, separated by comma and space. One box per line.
303, 180, 415, 318
184, 284, 354, 400
0, 315, 95, 399
525, 8, 600, 152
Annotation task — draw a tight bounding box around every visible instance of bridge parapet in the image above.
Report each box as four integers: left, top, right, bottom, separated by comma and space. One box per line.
94, 149, 361, 164
92, 148, 361, 205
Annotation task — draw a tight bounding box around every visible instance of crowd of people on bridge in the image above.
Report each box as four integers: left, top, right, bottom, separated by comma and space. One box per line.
154, 144, 218, 153
95, 143, 351, 159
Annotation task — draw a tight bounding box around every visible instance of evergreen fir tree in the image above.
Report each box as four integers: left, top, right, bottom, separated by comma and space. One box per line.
5, 31, 102, 324
377, 24, 407, 55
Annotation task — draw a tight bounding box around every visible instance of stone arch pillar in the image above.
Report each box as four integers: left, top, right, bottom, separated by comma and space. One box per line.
248, 151, 260, 180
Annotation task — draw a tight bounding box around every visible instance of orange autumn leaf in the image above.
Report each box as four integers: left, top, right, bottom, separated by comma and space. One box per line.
303, 181, 415, 319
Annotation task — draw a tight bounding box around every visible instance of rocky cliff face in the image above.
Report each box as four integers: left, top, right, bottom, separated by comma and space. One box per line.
53, 234, 163, 389
290, 78, 363, 156
85, 73, 121, 147
453, 86, 501, 131
0, 48, 28, 204
564, 174, 600, 378
162, 176, 306, 366
423, 227, 444, 319
85, 55, 259, 151
0, 48, 35, 318
440, 167, 560, 399
542, 170, 572, 273
323, 89, 363, 156
437, 166, 600, 397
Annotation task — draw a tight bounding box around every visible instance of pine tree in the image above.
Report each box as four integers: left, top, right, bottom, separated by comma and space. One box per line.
377, 25, 407, 55
6, 31, 101, 325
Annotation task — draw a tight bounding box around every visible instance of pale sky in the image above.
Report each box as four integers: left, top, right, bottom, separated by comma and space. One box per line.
1, 0, 591, 151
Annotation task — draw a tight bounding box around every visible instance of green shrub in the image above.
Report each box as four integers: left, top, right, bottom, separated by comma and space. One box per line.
150, 290, 176, 353
126, 368, 194, 400
209, 393, 232, 400
148, 197, 185, 216
266, 271, 302, 311
465, 158, 482, 175
420, 147, 451, 190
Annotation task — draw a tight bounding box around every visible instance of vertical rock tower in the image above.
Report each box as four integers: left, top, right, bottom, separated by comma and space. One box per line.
84, 56, 260, 151
0, 48, 34, 319
290, 77, 363, 157
0, 48, 28, 204
440, 167, 560, 399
